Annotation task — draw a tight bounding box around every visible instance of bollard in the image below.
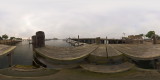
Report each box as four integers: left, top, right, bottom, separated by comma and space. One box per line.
78, 35, 79, 46
32, 35, 37, 48
95, 37, 101, 44
36, 31, 45, 47
8, 52, 12, 67
157, 62, 160, 72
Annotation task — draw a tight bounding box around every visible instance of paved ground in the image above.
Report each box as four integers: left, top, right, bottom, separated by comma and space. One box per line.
1, 67, 160, 80
0, 67, 58, 77
80, 62, 134, 73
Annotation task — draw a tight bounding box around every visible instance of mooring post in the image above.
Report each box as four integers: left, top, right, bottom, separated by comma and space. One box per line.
36, 31, 45, 48
157, 62, 160, 72
78, 35, 79, 46
153, 59, 157, 69
95, 37, 100, 44
105, 36, 109, 58
32, 35, 37, 49
8, 52, 13, 67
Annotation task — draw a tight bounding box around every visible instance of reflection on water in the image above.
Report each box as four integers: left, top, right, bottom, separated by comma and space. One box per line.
45, 39, 71, 47
13, 41, 33, 65
0, 39, 70, 68
0, 41, 33, 68
0, 54, 8, 68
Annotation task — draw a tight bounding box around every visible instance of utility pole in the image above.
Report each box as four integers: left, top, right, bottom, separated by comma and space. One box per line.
123, 32, 125, 37
106, 36, 108, 44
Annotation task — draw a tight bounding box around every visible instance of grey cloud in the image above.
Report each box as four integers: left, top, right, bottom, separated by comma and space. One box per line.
0, 0, 160, 39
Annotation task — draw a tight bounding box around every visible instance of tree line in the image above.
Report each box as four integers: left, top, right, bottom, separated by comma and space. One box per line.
144, 31, 160, 39
0, 31, 157, 40
0, 34, 22, 40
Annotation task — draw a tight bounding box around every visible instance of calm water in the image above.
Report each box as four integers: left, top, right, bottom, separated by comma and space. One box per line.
45, 40, 71, 47
0, 39, 70, 68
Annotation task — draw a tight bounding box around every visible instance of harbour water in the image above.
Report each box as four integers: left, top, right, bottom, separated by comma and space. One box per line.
45, 39, 71, 47
0, 39, 71, 68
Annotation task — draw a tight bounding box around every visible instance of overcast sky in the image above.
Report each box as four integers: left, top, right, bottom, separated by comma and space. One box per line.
0, 0, 160, 39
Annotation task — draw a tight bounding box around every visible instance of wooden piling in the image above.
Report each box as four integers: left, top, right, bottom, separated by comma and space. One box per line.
36, 31, 45, 48
8, 52, 13, 67
78, 35, 79, 46
32, 35, 37, 48
157, 62, 160, 72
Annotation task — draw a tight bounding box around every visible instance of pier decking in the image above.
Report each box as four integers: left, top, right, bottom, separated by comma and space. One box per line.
32, 31, 160, 73
88, 44, 123, 64
34, 42, 160, 71
111, 43, 160, 60
83, 44, 134, 73
0, 45, 16, 56
35, 44, 97, 64
0, 66, 58, 77
90, 44, 122, 57
80, 62, 134, 73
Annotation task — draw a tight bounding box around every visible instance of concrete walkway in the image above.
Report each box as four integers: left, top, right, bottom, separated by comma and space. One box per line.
0, 66, 58, 77
1, 67, 160, 80
80, 62, 134, 73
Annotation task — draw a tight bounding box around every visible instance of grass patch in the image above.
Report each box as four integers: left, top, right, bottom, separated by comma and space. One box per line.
13, 65, 37, 69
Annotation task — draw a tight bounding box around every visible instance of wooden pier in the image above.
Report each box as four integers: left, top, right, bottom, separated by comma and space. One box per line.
0, 44, 16, 67
32, 31, 160, 73
80, 62, 134, 73
111, 43, 160, 69
0, 45, 16, 56
111, 43, 160, 60
88, 44, 124, 64
35, 44, 97, 64
71, 38, 123, 44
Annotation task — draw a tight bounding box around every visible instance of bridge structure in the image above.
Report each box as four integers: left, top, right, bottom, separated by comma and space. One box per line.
71, 38, 123, 44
